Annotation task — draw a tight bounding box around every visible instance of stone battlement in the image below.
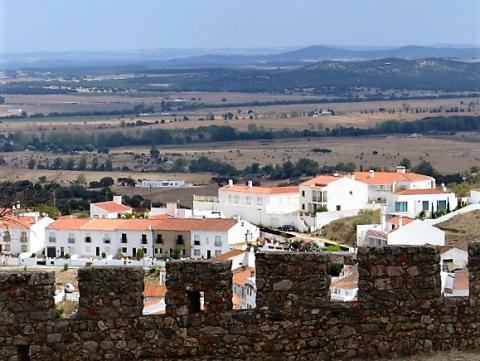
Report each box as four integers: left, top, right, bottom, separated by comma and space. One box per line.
1, 242, 480, 360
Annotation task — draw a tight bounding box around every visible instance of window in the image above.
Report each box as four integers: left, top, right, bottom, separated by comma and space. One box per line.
395, 201, 408, 212
302, 204, 305, 210
104, 233, 111, 244
336, 205, 341, 211
85, 236, 91, 243
155, 248, 162, 254
234, 195, 239, 204
141, 234, 148, 245
48, 232, 55, 243
257, 197, 262, 205
3, 244, 10, 252
437, 200, 447, 210
121, 247, 127, 254
422, 201, 429, 211
215, 250, 222, 256
121, 233, 127, 243
301, 190, 305, 197
214, 236, 222, 247
20, 231, 27, 243
349, 191, 353, 195
177, 235, 184, 245
193, 249, 201, 256
156, 234, 163, 244
68, 232, 75, 244
186, 291, 202, 313
246, 196, 251, 205
194, 235, 200, 246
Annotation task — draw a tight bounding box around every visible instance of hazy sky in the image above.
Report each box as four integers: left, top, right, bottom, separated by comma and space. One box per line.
1, 0, 479, 53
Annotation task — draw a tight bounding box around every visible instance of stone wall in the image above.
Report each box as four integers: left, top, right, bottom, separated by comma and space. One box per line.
0, 243, 479, 360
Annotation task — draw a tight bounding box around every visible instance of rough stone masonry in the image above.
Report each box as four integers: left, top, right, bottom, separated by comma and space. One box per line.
1, 242, 480, 360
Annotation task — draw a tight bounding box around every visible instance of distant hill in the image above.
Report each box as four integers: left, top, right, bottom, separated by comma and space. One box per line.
1, 45, 479, 69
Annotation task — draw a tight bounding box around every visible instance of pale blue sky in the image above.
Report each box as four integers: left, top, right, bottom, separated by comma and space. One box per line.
0, 0, 479, 53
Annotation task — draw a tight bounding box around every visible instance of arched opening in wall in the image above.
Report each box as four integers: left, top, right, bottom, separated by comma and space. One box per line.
329, 254, 358, 302
187, 290, 205, 313
441, 248, 469, 297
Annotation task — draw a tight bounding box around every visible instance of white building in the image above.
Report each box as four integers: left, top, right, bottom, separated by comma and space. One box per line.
386, 188, 457, 219
299, 175, 368, 214
46, 218, 152, 259
137, 179, 187, 188
330, 265, 358, 302
193, 180, 300, 228
442, 270, 469, 297
353, 167, 436, 201
0, 214, 54, 256
471, 190, 480, 204
232, 267, 256, 309
441, 248, 468, 272
90, 196, 132, 219
357, 216, 445, 247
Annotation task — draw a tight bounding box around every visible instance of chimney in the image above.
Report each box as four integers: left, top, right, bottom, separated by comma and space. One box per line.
333, 172, 339, 177
228, 179, 233, 186
369, 169, 375, 178
113, 196, 123, 204
247, 180, 253, 188
396, 166, 406, 174
166, 203, 177, 217
398, 216, 403, 228
351, 174, 355, 180
441, 183, 447, 192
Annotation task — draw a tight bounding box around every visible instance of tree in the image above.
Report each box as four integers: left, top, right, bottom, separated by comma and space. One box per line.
91, 157, 99, 170
99, 177, 114, 187
104, 159, 113, 171
36, 204, 60, 219
399, 158, 412, 169
27, 158, 36, 170
77, 156, 87, 171
76, 174, 87, 186
136, 248, 145, 260
52, 157, 65, 170
149, 147, 160, 161
171, 246, 183, 260
65, 158, 75, 170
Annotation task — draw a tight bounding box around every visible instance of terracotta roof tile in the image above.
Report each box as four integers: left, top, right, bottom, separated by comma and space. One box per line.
352, 171, 433, 185
232, 267, 256, 287
394, 188, 449, 196
387, 216, 416, 227
220, 185, 298, 194
214, 249, 245, 261
300, 175, 343, 187
92, 201, 132, 213
330, 272, 359, 290
144, 285, 166, 298
0, 216, 36, 229
47, 217, 90, 230
454, 270, 469, 291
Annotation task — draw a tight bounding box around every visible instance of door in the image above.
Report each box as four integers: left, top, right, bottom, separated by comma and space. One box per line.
207, 250, 211, 259
132, 248, 137, 258
60, 247, 64, 257
96, 247, 100, 257
47, 247, 56, 258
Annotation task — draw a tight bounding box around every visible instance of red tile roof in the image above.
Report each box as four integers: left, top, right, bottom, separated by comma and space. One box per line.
0, 215, 36, 229
352, 171, 433, 185
47, 216, 240, 232
300, 175, 343, 187
388, 216, 415, 227
92, 201, 132, 213
454, 270, 469, 291
214, 249, 245, 261
144, 285, 167, 298
330, 272, 359, 290
394, 188, 448, 196
232, 267, 256, 287
220, 185, 299, 194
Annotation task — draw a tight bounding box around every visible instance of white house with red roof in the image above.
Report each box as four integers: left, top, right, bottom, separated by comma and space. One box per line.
330, 264, 359, 302
357, 215, 445, 247
299, 174, 368, 215
232, 266, 256, 309
353, 166, 436, 201
90, 196, 132, 219
385, 187, 457, 219
193, 180, 301, 229
0, 212, 54, 256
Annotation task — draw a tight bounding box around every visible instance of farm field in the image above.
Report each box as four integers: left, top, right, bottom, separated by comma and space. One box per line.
0, 95, 478, 133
